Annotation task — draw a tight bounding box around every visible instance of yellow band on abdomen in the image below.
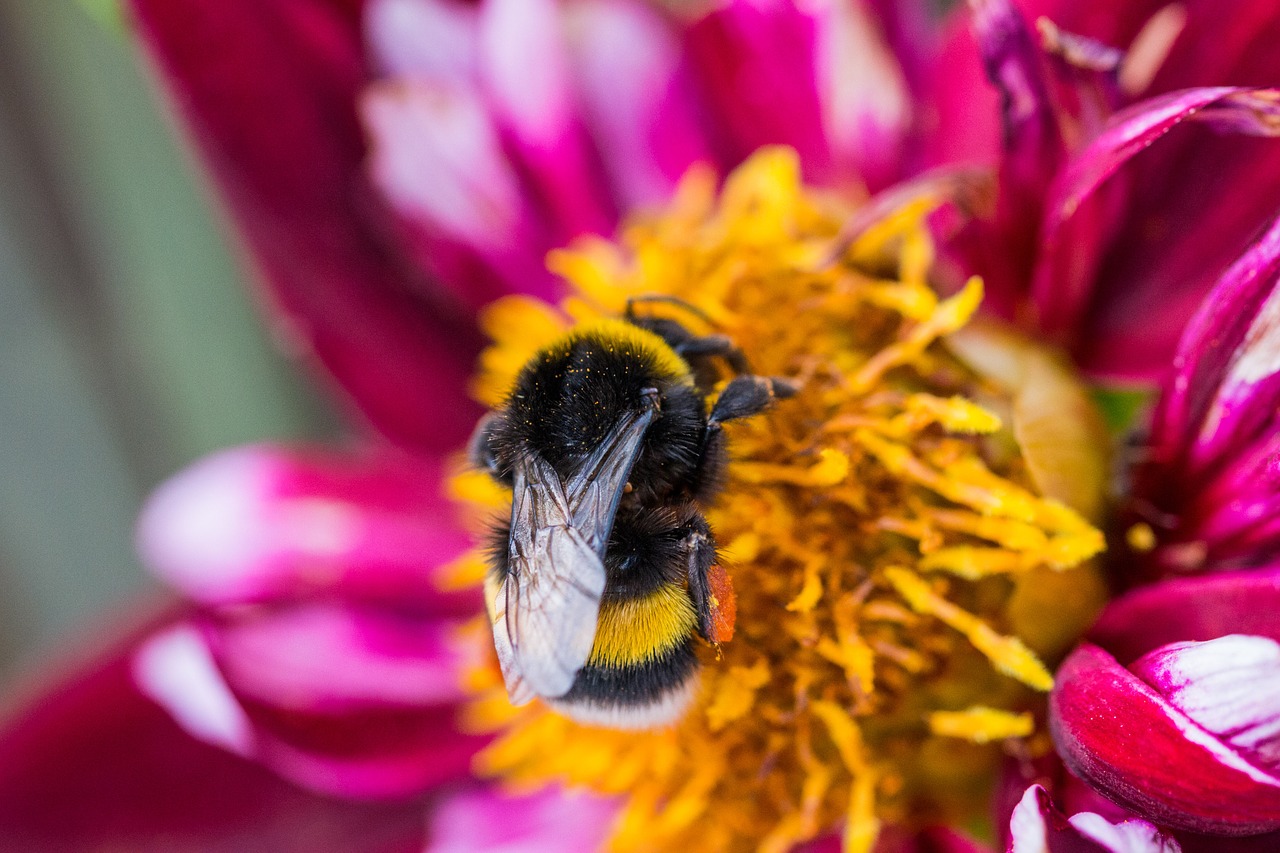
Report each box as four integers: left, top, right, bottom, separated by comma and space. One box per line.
588, 584, 697, 668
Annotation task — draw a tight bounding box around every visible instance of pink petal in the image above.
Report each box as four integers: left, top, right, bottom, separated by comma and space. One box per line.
938, 0, 1069, 317
563, 0, 717, 208
136, 445, 479, 614
863, 0, 943, 101
1089, 568, 1280, 663
923, 7, 1002, 170
425, 786, 616, 853
478, 0, 617, 241
1131, 636, 1280, 776
683, 0, 833, 180
813, 0, 912, 190
1050, 643, 1280, 835
126, 0, 484, 452
1142, 2, 1280, 98
1068, 811, 1182, 853
0, 612, 430, 850
1149, 210, 1280, 478
133, 623, 255, 759
1031, 87, 1280, 375
206, 604, 474, 712
360, 79, 558, 307
1122, 215, 1280, 576
1006, 784, 1105, 853
137, 612, 487, 800
365, 0, 480, 83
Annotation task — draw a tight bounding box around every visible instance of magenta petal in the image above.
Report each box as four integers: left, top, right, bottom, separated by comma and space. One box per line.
137, 614, 487, 800
366, 0, 479, 83
1050, 643, 1280, 836
564, 0, 717, 208
127, 0, 484, 452
970, 0, 1060, 173
1131, 636, 1280, 776
425, 786, 615, 853
0, 614, 430, 851
1089, 568, 1280, 662
1006, 784, 1112, 853
477, 0, 617, 241
1124, 211, 1280, 575
684, 0, 833, 179
205, 605, 475, 712
361, 79, 558, 307
1031, 87, 1280, 365
136, 445, 479, 614
923, 9, 1002, 170
1148, 210, 1280, 480
943, 0, 1067, 318
811, 0, 912, 190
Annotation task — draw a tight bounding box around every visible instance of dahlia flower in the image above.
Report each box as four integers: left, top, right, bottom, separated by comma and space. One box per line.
2, 0, 1280, 851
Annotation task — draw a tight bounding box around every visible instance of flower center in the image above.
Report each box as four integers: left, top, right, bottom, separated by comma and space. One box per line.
451, 148, 1106, 852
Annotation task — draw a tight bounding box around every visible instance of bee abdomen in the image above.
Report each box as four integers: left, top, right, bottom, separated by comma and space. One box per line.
551, 640, 699, 730
549, 583, 700, 728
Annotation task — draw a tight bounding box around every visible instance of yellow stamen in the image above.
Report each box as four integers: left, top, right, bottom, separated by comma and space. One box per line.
884, 568, 1054, 691
453, 147, 1107, 852
929, 707, 1036, 743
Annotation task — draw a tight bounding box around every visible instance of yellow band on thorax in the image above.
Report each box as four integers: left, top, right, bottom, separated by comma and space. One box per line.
564, 319, 693, 386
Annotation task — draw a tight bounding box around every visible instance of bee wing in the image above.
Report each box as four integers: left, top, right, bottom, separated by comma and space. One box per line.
564, 394, 659, 549
495, 398, 659, 703
497, 454, 607, 701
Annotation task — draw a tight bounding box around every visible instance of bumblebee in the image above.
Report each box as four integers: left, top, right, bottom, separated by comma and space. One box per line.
470, 301, 794, 729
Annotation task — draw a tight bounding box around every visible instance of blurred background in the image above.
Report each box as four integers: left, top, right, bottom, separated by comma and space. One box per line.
0, 0, 333, 677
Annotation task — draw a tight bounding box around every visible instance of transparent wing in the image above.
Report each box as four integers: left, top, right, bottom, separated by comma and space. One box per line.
500, 454, 606, 700
495, 395, 659, 703
565, 395, 658, 551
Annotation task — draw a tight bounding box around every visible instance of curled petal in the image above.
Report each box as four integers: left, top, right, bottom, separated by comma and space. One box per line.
1131, 636, 1280, 776
1032, 87, 1280, 368
1069, 812, 1181, 853
1132, 211, 1280, 570
136, 445, 478, 613
1152, 210, 1280, 460
1089, 568, 1280, 662
1050, 643, 1280, 836
1007, 784, 1180, 852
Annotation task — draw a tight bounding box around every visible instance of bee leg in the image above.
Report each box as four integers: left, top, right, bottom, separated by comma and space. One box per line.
690, 375, 798, 502
626, 306, 754, 376
708, 375, 798, 426
680, 517, 721, 641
